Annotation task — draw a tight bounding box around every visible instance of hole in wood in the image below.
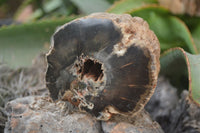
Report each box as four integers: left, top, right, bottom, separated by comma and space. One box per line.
81, 59, 103, 81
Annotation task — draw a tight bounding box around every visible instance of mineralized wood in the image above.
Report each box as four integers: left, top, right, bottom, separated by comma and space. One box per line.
46, 13, 160, 120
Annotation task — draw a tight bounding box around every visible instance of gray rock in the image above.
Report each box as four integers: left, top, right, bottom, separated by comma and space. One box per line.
0, 54, 48, 132
168, 91, 200, 133
102, 110, 164, 133
146, 76, 179, 120
4, 96, 164, 133
146, 76, 200, 133
5, 96, 101, 133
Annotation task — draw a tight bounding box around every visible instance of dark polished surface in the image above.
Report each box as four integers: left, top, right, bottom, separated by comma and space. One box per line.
46, 17, 151, 118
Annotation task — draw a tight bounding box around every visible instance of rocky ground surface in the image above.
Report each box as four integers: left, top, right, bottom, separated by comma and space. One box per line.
146, 77, 200, 133
0, 54, 200, 133
4, 96, 164, 133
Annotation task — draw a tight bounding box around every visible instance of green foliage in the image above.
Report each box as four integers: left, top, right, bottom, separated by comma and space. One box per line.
71, 0, 110, 14
107, 0, 157, 14
0, 16, 77, 68
106, 0, 119, 4
161, 48, 200, 106
14, 0, 111, 20
181, 16, 200, 53
0, 0, 7, 5
130, 7, 198, 54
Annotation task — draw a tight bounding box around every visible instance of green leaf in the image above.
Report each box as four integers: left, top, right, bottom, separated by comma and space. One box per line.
0, 0, 7, 5
160, 47, 200, 106
106, 0, 118, 4
107, 0, 157, 14
129, 6, 198, 54
0, 16, 77, 68
71, 0, 111, 14
25, 0, 66, 21
181, 16, 200, 53
43, 0, 63, 13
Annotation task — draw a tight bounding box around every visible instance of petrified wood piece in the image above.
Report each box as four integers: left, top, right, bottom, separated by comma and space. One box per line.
46, 13, 160, 120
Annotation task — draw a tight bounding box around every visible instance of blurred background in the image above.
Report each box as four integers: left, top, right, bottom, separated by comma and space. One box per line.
1, 0, 200, 68
0, 0, 117, 22
0, 0, 118, 68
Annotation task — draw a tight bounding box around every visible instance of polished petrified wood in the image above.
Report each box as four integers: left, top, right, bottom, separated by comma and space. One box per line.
46, 13, 160, 120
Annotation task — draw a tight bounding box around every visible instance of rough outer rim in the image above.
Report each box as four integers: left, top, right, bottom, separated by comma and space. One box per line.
46, 12, 160, 119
